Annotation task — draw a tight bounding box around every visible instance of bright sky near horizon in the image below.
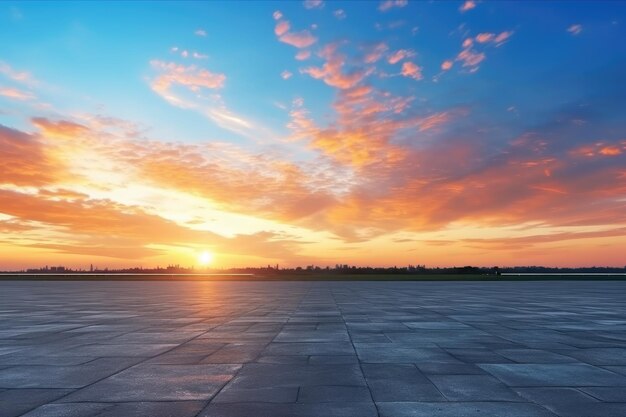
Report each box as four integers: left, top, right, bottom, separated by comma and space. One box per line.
1, 1, 625, 269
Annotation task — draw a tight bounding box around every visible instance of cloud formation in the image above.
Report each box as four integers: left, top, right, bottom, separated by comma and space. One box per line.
379, 0, 408, 12
459, 0, 476, 13
303, 0, 324, 9
274, 14, 317, 48
568, 24, 583, 35
401, 62, 423, 80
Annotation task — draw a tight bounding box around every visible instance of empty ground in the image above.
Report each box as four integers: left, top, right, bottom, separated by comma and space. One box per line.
1, 280, 626, 417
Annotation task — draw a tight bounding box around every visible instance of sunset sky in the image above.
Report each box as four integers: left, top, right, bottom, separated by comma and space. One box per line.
1, 1, 625, 270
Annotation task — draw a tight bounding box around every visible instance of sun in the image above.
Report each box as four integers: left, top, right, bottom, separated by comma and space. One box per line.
198, 251, 213, 266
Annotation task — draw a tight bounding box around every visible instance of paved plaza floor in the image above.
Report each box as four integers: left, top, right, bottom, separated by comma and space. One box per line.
1, 280, 626, 417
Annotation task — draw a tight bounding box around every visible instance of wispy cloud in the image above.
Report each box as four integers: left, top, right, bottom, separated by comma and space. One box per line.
275, 20, 290, 36
0, 86, 35, 101
387, 49, 415, 65
567, 24, 583, 36
333, 9, 346, 20
0, 61, 35, 85
295, 50, 312, 61
459, 0, 476, 13
301, 43, 370, 89
280, 30, 317, 48
378, 0, 408, 12
149, 60, 225, 96
364, 43, 389, 64
194, 28, 207, 37
303, 0, 324, 9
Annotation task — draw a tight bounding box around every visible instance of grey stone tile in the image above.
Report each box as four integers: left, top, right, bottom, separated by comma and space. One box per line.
66, 343, 178, 357
480, 363, 626, 386
198, 402, 378, 417
579, 386, 626, 402
109, 331, 203, 344
60, 364, 241, 401
429, 374, 523, 401
363, 363, 445, 401
227, 364, 366, 389
263, 342, 355, 356
20, 403, 110, 417
605, 366, 626, 376
564, 348, 626, 365
403, 321, 472, 329
515, 387, 626, 417
213, 386, 298, 403
417, 362, 486, 375
356, 346, 459, 363
495, 348, 578, 363
377, 401, 557, 417
255, 355, 309, 364
0, 354, 98, 366
0, 357, 142, 388
445, 348, 513, 364
3, 280, 626, 414
202, 343, 266, 364
298, 385, 372, 402
0, 389, 72, 417
21, 402, 206, 417
308, 355, 359, 364
274, 330, 351, 343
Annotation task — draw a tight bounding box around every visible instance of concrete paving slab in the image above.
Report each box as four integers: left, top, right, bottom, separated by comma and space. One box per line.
1, 280, 626, 416
0, 388, 72, 417
480, 363, 626, 386
377, 401, 558, 417
60, 364, 241, 401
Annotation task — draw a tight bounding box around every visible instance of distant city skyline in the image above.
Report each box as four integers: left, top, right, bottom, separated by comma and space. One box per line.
1, 1, 625, 269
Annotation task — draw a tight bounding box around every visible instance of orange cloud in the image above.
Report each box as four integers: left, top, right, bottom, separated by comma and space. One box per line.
476, 33, 495, 43
387, 49, 415, 65
401, 62, 423, 80
150, 60, 225, 97
295, 50, 312, 60
599, 146, 622, 156
275, 20, 290, 36
441, 60, 453, 71
459, 0, 476, 12
279, 30, 317, 48
457, 48, 485, 69
301, 44, 369, 89
494, 31, 514, 45
364, 43, 389, 64
274, 14, 317, 49
32, 117, 89, 138
0, 124, 59, 187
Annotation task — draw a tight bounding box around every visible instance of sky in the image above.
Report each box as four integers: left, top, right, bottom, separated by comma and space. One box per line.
1, 1, 625, 270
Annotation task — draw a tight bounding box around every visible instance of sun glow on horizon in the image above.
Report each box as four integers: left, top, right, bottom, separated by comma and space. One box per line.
198, 251, 214, 266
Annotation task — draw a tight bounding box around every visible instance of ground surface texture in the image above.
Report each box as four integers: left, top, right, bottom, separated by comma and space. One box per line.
1, 280, 626, 417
